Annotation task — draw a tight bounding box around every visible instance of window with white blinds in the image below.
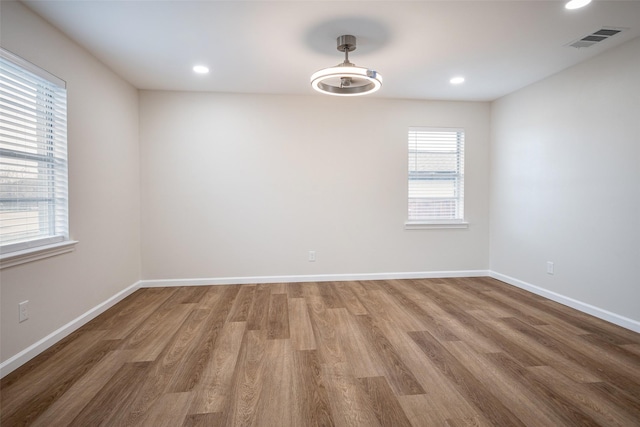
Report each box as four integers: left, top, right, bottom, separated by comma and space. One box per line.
407, 127, 465, 224
0, 49, 69, 255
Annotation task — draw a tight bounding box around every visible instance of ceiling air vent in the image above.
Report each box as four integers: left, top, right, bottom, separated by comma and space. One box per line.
567, 27, 626, 48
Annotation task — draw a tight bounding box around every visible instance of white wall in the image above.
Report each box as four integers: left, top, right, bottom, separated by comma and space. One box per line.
490, 37, 640, 323
140, 92, 491, 280
0, 2, 141, 362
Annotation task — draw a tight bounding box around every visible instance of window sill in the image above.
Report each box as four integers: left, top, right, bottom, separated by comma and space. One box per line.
0, 240, 78, 269
404, 221, 469, 230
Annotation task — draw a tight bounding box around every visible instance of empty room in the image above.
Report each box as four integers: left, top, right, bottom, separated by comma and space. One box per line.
1, 0, 639, 425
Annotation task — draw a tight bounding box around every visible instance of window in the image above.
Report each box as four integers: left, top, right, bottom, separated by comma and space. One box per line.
407, 127, 466, 228
0, 48, 70, 257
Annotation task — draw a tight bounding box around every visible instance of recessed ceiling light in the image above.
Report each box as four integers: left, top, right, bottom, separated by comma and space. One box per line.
565, 0, 591, 10
450, 76, 465, 85
193, 65, 209, 74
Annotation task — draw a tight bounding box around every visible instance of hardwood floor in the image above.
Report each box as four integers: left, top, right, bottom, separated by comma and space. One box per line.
2, 277, 640, 426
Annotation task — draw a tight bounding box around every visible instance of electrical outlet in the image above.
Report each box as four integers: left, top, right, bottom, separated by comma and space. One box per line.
19, 300, 29, 323
546, 261, 554, 275
308, 250, 316, 262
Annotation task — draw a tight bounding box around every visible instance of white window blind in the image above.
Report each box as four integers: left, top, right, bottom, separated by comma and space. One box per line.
408, 127, 464, 223
0, 49, 69, 255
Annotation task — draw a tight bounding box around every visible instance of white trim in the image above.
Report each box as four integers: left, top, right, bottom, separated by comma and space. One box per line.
490, 271, 640, 333
0, 240, 79, 270
409, 126, 465, 133
1, 235, 66, 255
0, 47, 66, 88
140, 270, 491, 288
0, 280, 141, 379
404, 221, 469, 230
3, 270, 638, 378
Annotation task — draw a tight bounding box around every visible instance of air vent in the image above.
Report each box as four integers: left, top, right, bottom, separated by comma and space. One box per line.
592, 29, 622, 37
567, 27, 626, 49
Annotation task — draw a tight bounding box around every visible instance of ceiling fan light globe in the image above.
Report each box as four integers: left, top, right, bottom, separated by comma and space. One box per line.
310, 65, 382, 96
565, 0, 592, 10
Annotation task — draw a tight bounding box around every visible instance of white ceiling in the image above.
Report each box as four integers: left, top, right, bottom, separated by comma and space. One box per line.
21, 0, 640, 101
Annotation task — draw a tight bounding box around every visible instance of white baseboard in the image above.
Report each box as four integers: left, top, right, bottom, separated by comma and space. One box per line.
139, 270, 491, 288
490, 271, 640, 333
0, 281, 142, 379
4, 269, 637, 378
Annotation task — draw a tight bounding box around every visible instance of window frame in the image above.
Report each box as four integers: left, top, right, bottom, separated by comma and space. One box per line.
0, 48, 76, 268
405, 126, 468, 230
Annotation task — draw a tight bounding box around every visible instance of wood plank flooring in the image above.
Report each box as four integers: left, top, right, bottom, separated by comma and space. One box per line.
2, 277, 640, 426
